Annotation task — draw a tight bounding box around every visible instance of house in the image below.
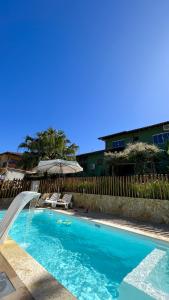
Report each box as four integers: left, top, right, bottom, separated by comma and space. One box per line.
0, 152, 26, 180
77, 121, 169, 176
0, 152, 22, 169
0, 167, 26, 181
76, 150, 105, 177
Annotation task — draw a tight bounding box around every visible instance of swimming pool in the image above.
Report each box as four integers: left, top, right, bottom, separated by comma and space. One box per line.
1, 209, 169, 299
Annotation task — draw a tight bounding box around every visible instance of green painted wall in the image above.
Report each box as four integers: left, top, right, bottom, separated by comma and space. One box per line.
77, 123, 169, 176
77, 151, 106, 176
105, 124, 169, 150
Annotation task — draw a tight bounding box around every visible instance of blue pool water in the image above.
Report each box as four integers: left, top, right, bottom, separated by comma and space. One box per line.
0, 209, 169, 299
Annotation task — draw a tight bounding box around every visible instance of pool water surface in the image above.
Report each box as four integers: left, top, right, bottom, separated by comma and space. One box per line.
0, 209, 169, 300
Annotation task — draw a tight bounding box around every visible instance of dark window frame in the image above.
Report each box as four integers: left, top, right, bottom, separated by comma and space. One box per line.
112, 139, 125, 149
153, 132, 169, 145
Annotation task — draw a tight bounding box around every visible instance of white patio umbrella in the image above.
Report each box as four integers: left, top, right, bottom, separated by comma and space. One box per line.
34, 159, 83, 193
35, 159, 83, 174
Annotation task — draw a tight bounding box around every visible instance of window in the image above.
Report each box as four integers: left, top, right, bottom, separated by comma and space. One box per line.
89, 163, 95, 170
153, 132, 169, 144
133, 136, 139, 142
112, 140, 125, 149
97, 159, 102, 165
9, 159, 18, 164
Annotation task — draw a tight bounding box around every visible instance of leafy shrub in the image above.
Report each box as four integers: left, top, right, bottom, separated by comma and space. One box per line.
130, 180, 169, 199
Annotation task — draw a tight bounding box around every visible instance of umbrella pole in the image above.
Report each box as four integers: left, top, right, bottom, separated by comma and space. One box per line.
61, 163, 63, 193
58, 163, 62, 194
58, 165, 60, 194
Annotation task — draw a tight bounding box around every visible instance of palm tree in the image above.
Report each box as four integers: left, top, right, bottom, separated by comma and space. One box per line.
18, 128, 79, 170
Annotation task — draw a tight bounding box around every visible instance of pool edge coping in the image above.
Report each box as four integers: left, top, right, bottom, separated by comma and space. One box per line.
0, 238, 76, 300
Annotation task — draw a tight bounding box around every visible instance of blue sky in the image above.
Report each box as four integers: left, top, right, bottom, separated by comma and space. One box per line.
0, 0, 169, 154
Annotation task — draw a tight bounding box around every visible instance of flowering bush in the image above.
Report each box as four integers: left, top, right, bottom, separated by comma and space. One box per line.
105, 142, 161, 174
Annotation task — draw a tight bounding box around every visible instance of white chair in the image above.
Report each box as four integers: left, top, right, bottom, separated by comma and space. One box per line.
44, 193, 61, 208
55, 194, 72, 209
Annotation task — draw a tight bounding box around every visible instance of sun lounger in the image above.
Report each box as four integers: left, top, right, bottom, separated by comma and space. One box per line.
55, 194, 72, 209
44, 193, 61, 208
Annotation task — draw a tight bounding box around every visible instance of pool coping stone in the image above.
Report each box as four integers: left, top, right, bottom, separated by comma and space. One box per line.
0, 238, 76, 300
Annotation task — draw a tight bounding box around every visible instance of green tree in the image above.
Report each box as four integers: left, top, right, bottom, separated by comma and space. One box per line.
105, 142, 161, 174
161, 141, 169, 173
166, 141, 169, 156
18, 128, 79, 170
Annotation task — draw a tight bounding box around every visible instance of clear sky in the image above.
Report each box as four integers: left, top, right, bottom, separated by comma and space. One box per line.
0, 0, 169, 154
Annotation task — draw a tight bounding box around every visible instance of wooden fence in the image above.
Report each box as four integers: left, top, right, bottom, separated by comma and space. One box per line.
38, 174, 169, 200
0, 174, 169, 200
0, 179, 31, 199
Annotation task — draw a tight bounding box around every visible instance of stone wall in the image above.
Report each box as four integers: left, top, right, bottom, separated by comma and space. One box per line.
72, 193, 169, 224
1, 193, 169, 224
0, 197, 38, 209
0, 197, 14, 209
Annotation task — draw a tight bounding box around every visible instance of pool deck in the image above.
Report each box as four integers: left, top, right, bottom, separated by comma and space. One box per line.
0, 208, 169, 300
0, 238, 76, 300
0, 252, 33, 300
